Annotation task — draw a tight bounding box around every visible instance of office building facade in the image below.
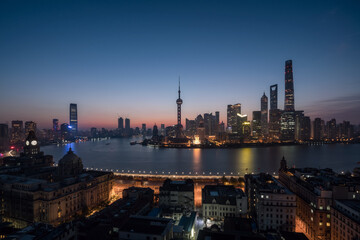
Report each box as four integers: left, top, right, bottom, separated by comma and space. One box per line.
69, 103, 78, 133
261, 93, 268, 136
284, 60, 295, 111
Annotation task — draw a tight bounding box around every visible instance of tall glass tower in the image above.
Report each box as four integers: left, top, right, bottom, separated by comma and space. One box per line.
270, 84, 278, 110
284, 60, 295, 111
261, 93, 268, 135
69, 103, 78, 133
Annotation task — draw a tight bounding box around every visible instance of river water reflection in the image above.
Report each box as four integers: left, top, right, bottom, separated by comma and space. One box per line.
41, 137, 360, 175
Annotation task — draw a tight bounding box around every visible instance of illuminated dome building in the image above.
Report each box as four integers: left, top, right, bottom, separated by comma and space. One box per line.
58, 148, 83, 178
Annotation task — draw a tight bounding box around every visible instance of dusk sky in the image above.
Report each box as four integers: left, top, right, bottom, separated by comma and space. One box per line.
1, 0, 359, 129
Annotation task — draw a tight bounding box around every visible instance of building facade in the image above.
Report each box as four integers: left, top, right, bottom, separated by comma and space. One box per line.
159, 179, 194, 216
69, 103, 78, 133
331, 200, 360, 240
261, 93, 268, 136
245, 173, 296, 232
202, 185, 247, 221
284, 60, 295, 111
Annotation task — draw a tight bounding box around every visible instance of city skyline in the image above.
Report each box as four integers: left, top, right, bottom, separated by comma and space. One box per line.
1, 1, 360, 129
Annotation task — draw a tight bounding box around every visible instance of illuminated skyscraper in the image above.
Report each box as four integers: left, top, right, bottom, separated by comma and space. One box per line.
25, 121, 37, 136
270, 84, 278, 110
53, 119, 59, 132
227, 104, 241, 132
284, 60, 295, 111
269, 84, 281, 140
69, 103, 78, 133
280, 112, 295, 142
252, 111, 261, 139
11, 120, 23, 144
261, 93, 268, 136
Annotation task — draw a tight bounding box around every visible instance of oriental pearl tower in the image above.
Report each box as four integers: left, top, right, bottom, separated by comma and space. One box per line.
176, 79, 184, 138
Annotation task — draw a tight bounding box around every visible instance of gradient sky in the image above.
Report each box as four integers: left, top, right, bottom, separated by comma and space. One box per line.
1, 0, 360, 130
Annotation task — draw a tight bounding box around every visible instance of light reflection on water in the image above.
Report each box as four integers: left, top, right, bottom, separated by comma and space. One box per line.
42, 138, 360, 175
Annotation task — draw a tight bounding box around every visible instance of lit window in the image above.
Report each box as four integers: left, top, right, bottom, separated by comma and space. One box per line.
319, 222, 323, 226
326, 222, 330, 227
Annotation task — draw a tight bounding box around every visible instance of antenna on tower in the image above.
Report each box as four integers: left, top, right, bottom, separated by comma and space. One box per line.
178, 76, 181, 98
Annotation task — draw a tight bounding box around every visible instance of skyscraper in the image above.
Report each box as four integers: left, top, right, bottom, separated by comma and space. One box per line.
11, 120, 23, 144
125, 118, 130, 136
261, 93, 268, 136
280, 112, 295, 142
53, 119, 59, 132
252, 111, 261, 139
0, 124, 9, 151
284, 60, 295, 111
118, 117, 124, 130
141, 123, 146, 135
269, 84, 281, 140
270, 84, 278, 110
69, 103, 78, 133
227, 104, 241, 132
215, 111, 220, 124
25, 121, 37, 136
313, 118, 322, 141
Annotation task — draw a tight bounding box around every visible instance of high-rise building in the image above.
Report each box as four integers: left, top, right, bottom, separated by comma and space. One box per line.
25, 121, 37, 136
313, 118, 322, 141
60, 123, 70, 140
215, 111, 220, 124
227, 104, 241, 132
269, 84, 281, 140
118, 117, 124, 130
141, 123, 146, 135
90, 127, 97, 138
252, 111, 262, 139
0, 124, 9, 151
185, 119, 196, 137
269, 109, 282, 140
69, 103, 78, 133
281, 112, 295, 142
160, 124, 165, 136
125, 118, 130, 136
301, 116, 311, 141
327, 119, 337, 140
11, 120, 23, 144
152, 124, 158, 137
284, 60, 295, 111
261, 93, 268, 136
204, 113, 216, 136
270, 84, 278, 110
53, 119, 59, 132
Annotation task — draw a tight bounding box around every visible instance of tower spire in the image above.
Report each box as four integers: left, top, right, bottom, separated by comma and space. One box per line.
178, 76, 181, 98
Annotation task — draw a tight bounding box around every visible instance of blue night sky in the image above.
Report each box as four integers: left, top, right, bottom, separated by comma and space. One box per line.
1, 0, 359, 129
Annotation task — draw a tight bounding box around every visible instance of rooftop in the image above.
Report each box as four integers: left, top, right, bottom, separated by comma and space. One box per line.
118, 216, 173, 236
202, 185, 246, 205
